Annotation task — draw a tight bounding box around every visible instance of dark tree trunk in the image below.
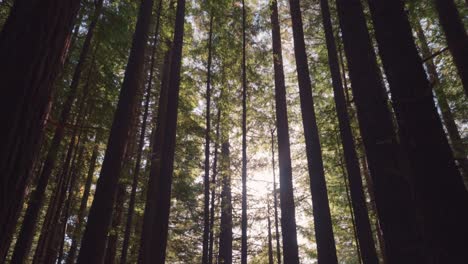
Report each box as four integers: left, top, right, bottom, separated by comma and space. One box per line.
240, 1, 248, 264
271, 133, 281, 264
367, 1, 468, 262
202, 13, 214, 264
270, 1, 299, 263
287, 1, 338, 263
120, 2, 163, 263
434, 0, 468, 96
208, 109, 221, 264
218, 141, 233, 264
319, 0, 378, 263
138, 1, 185, 262
65, 132, 101, 264
414, 20, 468, 186
104, 183, 126, 264
335, 0, 425, 262
267, 200, 274, 264
76, 0, 155, 261
0, 1, 80, 259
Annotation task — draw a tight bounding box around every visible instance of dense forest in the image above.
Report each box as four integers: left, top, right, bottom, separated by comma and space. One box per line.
0, 0, 467, 263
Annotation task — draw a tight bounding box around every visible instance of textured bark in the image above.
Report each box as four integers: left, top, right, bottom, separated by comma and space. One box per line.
270, 1, 299, 263
138, 1, 185, 262
367, 1, 468, 262
104, 183, 126, 264
76, 0, 155, 261
65, 132, 101, 264
0, 1, 80, 259
414, 20, 468, 186
335, 0, 424, 262
218, 142, 233, 264
288, 1, 338, 263
208, 109, 221, 264
434, 0, 468, 96
319, 0, 378, 263
202, 13, 214, 264
240, 1, 248, 263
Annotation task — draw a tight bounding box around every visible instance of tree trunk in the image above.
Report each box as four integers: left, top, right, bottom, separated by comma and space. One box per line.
104, 183, 126, 264
287, 1, 338, 263
319, 0, 378, 263
335, 1, 425, 263
270, 1, 299, 263
76, 0, 155, 261
0, 1, 80, 259
414, 20, 468, 186
367, 1, 468, 262
202, 13, 214, 264
240, 1, 248, 264
267, 200, 274, 264
138, 1, 185, 262
271, 133, 281, 264
209, 108, 221, 264
218, 141, 233, 264
65, 131, 101, 264
434, 0, 468, 96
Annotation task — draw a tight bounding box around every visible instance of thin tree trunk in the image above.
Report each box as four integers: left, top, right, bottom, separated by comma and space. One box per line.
270, 1, 299, 262
138, 1, 185, 262
367, 1, 468, 262
209, 108, 221, 264
104, 183, 126, 264
76, 0, 155, 261
218, 141, 233, 264
0, 1, 80, 259
271, 133, 281, 264
202, 13, 215, 264
241, 1, 248, 263
335, 0, 424, 262
434, 0, 468, 96
319, 0, 378, 263
288, 1, 338, 263
414, 20, 468, 186
267, 200, 274, 264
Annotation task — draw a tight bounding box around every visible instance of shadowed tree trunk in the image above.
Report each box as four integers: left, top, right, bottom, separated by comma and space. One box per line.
76, 0, 156, 261
104, 183, 126, 264
336, 0, 424, 262
367, 1, 468, 262
0, 1, 80, 259
209, 108, 221, 264
270, 1, 299, 263
267, 200, 274, 264
138, 1, 185, 262
433, 0, 468, 96
288, 1, 338, 262
202, 12, 214, 264
271, 132, 281, 264
319, 0, 378, 263
218, 141, 232, 264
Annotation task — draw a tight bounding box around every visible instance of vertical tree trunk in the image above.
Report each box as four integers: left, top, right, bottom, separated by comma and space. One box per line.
271, 132, 281, 264
0, 1, 80, 259
267, 200, 274, 264
319, 0, 378, 263
76, 0, 155, 261
287, 1, 338, 262
270, 1, 299, 263
414, 20, 468, 186
218, 141, 233, 264
138, 1, 185, 262
120, 2, 163, 263
202, 13, 214, 264
104, 183, 126, 264
335, 0, 425, 262
434, 0, 468, 96
367, 1, 468, 262
209, 109, 221, 264
65, 131, 101, 264
240, 1, 248, 263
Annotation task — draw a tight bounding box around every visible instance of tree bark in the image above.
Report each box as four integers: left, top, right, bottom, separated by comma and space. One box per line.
319, 0, 378, 263
367, 1, 468, 262
335, 0, 425, 262
104, 183, 126, 264
434, 0, 468, 96
267, 200, 274, 264
202, 13, 214, 264
288, 1, 338, 263
209, 108, 221, 264
138, 1, 185, 262
0, 1, 80, 259
76, 0, 155, 261
270, 1, 299, 263
241, 1, 248, 264
218, 141, 233, 264
271, 133, 281, 264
